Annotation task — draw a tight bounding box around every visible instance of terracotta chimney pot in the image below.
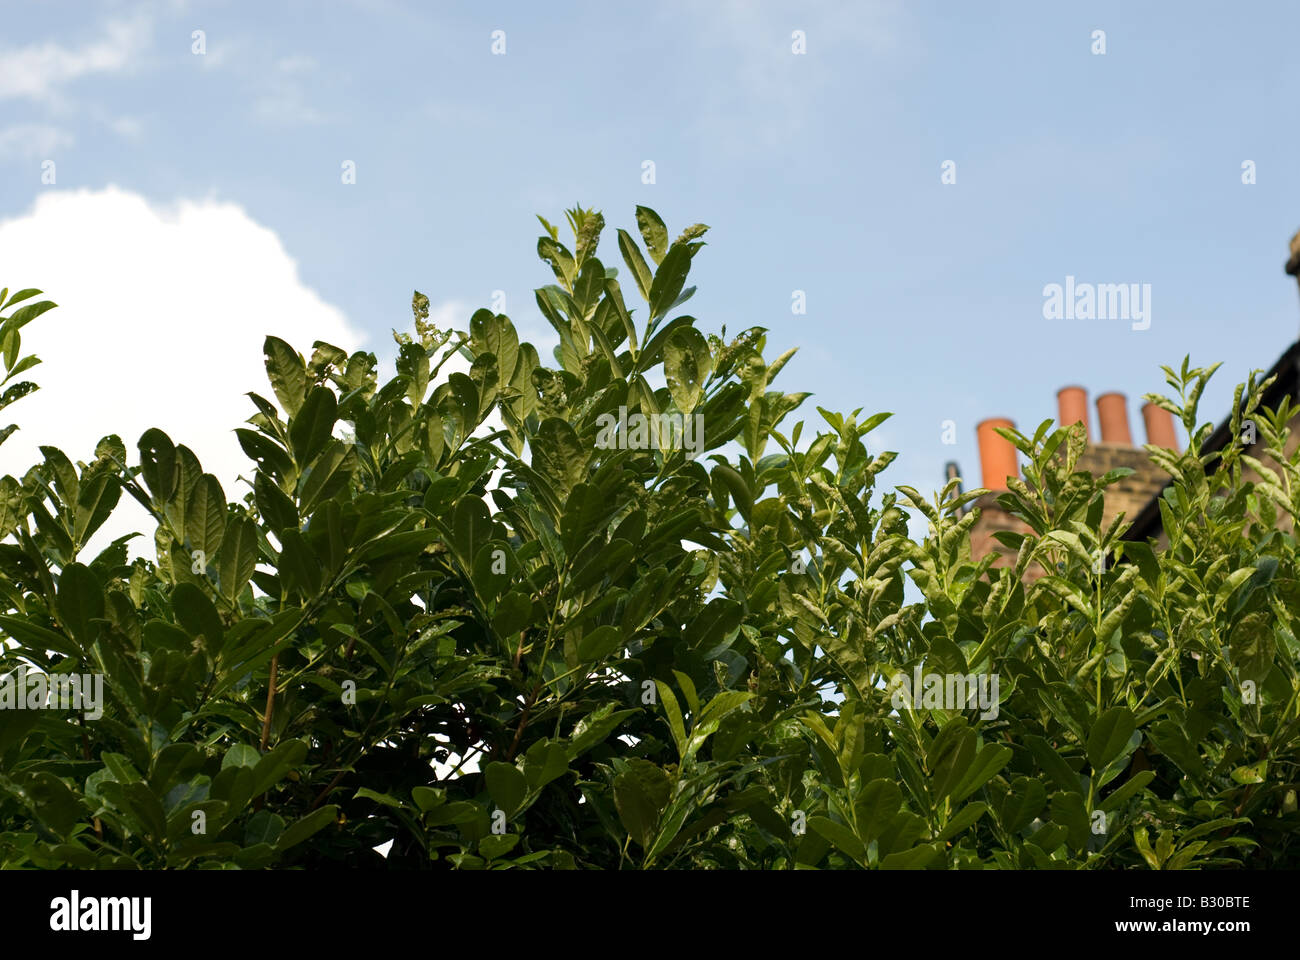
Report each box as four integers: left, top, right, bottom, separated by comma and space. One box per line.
976, 418, 1018, 491
1056, 385, 1091, 441
1141, 402, 1179, 450
1096, 392, 1133, 446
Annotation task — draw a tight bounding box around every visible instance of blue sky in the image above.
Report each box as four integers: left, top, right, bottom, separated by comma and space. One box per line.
1, 0, 1298, 508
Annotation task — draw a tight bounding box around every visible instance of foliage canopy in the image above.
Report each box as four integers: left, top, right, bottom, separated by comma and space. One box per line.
0, 208, 1297, 869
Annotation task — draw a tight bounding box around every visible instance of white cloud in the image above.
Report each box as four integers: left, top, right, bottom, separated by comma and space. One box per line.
195, 34, 238, 70
0, 124, 74, 159
253, 53, 328, 125
80, 103, 145, 141
106, 115, 144, 139
0, 186, 363, 557
673, 0, 901, 149
275, 55, 317, 75
0, 16, 152, 104
253, 90, 327, 126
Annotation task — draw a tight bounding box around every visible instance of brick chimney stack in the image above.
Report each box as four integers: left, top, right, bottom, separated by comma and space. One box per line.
1096, 392, 1134, 445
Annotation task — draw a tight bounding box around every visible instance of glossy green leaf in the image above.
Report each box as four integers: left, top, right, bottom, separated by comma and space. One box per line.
184, 474, 227, 560
485, 761, 527, 817
264, 336, 307, 416
1087, 706, 1137, 770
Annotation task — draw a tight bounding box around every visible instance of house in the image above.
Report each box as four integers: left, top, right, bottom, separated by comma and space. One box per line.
960, 228, 1300, 567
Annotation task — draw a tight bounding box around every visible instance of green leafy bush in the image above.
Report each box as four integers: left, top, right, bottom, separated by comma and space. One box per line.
0, 208, 1296, 869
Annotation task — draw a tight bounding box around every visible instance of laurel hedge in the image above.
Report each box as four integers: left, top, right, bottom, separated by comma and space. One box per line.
0, 207, 1295, 869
